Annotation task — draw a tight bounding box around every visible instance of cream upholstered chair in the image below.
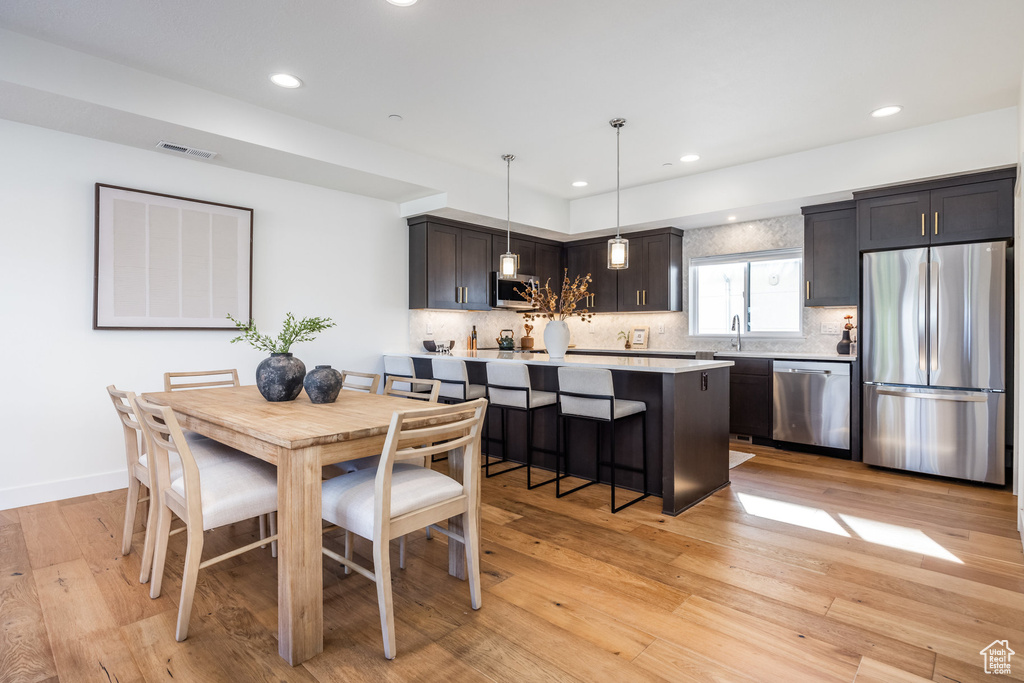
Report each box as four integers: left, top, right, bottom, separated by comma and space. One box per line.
133, 396, 280, 642
556, 366, 650, 513
163, 367, 275, 551
484, 362, 558, 486
321, 399, 487, 660
333, 376, 443, 564
341, 370, 381, 394
429, 358, 486, 463
163, 368, 240, 392
383, 355, 434, 395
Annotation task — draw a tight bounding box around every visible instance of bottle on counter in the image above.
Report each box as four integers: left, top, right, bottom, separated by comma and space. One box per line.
471, 325, 478, 350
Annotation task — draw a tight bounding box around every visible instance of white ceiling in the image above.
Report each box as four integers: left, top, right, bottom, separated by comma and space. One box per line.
1, 0, 1022, 201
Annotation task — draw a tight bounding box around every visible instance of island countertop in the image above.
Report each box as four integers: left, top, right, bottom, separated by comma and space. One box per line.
391, 350, 734, 374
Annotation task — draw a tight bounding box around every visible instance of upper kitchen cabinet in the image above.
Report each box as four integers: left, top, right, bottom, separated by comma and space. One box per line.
490, 236, 564, 287
856, 168, 1016, 251
409, 217, 492, 310
616, 231, 684, 312
802, 201, 857, 307
534, 242, 563, 288
566, 241, 617, 312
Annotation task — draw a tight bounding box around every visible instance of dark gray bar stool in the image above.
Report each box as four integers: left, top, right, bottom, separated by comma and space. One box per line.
484, 362, 558, 486
555, 366, 649, 513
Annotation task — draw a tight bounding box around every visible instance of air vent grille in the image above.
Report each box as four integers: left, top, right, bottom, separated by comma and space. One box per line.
156, 140, 218, 160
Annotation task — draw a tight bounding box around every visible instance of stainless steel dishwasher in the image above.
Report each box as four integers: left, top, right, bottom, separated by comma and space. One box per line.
772, 361, 850, 449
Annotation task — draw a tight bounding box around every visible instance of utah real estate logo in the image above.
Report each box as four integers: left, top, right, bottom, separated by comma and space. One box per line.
980, 640, 1015, 675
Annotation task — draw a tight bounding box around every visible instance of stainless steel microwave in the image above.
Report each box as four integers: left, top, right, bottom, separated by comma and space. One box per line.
492, 273, 537, 310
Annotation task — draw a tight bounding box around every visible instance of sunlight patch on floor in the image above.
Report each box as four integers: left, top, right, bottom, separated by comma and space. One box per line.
736, 492, 850, 537
839, 514, 963, 563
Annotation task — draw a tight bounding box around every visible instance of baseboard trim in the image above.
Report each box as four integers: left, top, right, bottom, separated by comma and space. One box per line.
0, 469, 127, 511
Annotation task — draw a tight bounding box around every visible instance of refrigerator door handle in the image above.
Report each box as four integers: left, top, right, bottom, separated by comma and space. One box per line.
876, 388, 987, 402
929, 262, 939, 373
918, 263, 928, 372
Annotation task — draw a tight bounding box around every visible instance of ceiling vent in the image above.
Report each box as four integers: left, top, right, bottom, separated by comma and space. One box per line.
156, 140, 218, 160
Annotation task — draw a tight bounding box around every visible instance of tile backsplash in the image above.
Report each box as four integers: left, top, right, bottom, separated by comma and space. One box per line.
409, 214, 858, 355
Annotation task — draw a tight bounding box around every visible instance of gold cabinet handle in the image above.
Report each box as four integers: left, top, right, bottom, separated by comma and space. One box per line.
456, 286, 461, 303
642, 290, 647, 305
934, 212, 939, 235
806, 281, 810, 300
636, 290, 640, 305
921, 213, 925, 236
463, 286, 468, 302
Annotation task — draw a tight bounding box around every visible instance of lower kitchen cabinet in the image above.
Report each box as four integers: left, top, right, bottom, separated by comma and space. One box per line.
721, 357, 773, 439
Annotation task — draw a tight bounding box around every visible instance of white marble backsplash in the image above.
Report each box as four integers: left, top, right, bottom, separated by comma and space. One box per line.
409, 213, 858, 356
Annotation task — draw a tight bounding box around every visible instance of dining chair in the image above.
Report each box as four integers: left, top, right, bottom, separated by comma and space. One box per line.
341, 370, 381, 394
320, 398, 487, 659
163, 367, 275, 549
332, 376, 442, 566
107, 385, 157, 575
163, 368, 240, 392
133, 396, 281, 642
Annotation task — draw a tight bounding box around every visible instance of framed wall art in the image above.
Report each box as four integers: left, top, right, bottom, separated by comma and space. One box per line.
94, 184, 253, 330
630, 326, 650, 349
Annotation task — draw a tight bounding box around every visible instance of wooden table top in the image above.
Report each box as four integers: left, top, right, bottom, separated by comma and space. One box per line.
143, 385, 435, 450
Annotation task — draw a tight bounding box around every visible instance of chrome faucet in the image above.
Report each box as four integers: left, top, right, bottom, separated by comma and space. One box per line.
730, 314, 742, 351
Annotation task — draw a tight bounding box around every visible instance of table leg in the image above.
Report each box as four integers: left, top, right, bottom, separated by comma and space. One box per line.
446, 445, 478, 580
277, 445, 324, 665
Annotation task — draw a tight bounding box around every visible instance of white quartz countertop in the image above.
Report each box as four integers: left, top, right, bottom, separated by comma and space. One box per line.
390, 350, 733, 374
568, 347, 857, 362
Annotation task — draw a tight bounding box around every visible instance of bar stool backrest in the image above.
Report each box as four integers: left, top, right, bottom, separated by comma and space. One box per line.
432, 357, 470, 401
557, 366, 615, 421
486, 362, 532, 409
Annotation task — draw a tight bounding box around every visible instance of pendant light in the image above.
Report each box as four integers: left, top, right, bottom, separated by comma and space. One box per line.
498, 153, 519, 279
607, 118, 628, 270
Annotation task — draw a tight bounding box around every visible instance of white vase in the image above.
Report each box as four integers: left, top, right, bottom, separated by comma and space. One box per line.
544, 320, 570, 359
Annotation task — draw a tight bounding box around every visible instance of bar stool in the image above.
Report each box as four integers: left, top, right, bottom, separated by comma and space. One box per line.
383, 355, 435, 395
484, 362, 558, 486
555, 366, 649, 513
430, 357, 487, 462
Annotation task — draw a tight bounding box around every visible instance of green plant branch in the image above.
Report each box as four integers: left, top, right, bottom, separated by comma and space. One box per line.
227, 312, 336, 354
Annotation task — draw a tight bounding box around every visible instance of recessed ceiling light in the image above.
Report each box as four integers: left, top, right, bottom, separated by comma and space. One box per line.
386, 0, 418, 5
871, 105, 902, 118
680, 154, 700, 163
388, 114, 403, 121
727, 216, 737, 221
270, 73, 303, 88
572, 181, 588, 188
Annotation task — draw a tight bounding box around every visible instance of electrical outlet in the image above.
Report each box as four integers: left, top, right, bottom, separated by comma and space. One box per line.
588, 324, 595, 334
425, 323, 433, 335
658, 323, 665, 334
820, 322, 839, 335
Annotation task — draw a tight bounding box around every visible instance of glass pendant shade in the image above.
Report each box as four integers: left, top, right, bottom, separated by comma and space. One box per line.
607, 236, 629, 269
499, 250, 519, 278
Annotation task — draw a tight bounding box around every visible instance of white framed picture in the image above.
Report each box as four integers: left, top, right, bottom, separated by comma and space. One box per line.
630, 326, 650, 349
94, 184, 253, 329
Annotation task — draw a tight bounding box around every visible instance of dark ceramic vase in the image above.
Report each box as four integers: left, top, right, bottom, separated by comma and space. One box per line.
836, 329, 852, 355
303, 365, 343, 404
256, 353, 306, 402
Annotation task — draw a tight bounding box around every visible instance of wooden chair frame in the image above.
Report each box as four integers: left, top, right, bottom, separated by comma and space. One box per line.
133, 396, 279, 642
321, 399, 487, 659
341, 370, 382, 394
163, 368, 240, 392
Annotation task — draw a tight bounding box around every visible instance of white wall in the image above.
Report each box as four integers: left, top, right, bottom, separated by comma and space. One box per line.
0, 119, 410, 510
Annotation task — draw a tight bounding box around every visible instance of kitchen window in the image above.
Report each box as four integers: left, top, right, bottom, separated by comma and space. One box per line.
689, 248, 803, 337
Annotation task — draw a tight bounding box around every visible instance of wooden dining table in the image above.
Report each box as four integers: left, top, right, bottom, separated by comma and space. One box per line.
143, 384, 475, 666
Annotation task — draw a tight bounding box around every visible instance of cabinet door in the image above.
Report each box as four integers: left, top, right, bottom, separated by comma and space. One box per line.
425, 224, 461, 309
534, 243, 563, 288
586, 243, 618, 312
492, 237, 536, 276
930, 179, 1014, 245
805, 208, 857, 306
858, 191, 930, 250
459, 229, 492, 310
642, 233, 675, 311
616, 242, 644, 312
729, 373, 773, 438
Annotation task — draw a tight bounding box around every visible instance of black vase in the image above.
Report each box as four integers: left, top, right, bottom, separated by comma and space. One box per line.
836, 329, 853, 355
303, 365, 343, 404
256, 353, 305, 402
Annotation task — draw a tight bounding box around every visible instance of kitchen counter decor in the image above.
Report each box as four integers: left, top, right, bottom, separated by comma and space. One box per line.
517, 269, 593, 359
228, 312, 336, 402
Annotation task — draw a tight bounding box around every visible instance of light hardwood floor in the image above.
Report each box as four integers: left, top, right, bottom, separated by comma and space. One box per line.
2, 445, 1021, 682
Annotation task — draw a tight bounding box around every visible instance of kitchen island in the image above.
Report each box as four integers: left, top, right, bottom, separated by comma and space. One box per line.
391, 350, 734, 515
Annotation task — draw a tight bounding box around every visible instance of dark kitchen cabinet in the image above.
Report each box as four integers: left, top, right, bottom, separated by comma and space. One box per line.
802, 201, 857, 306
720, 357, 772, 439
535, 243, 563, 288
491, 237, 564, 288
616, 232, 683, 312
857, 169, 1015, 251
566, 241, 618, 312
409, 220, 492, 310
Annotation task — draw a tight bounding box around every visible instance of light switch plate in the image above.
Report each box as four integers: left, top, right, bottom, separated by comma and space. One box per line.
820, 322, 840, 335
658, 323, 665, 334
426, 323, 434, 334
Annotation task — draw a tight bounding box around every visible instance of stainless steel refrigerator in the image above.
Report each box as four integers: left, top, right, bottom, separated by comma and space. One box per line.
862, 241, 1006, 484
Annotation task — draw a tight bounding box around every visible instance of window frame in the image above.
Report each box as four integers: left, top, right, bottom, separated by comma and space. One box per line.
688, 247, 804, 339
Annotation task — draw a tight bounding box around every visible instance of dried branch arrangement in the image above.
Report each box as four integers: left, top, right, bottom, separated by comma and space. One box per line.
516, 269, 593, 323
